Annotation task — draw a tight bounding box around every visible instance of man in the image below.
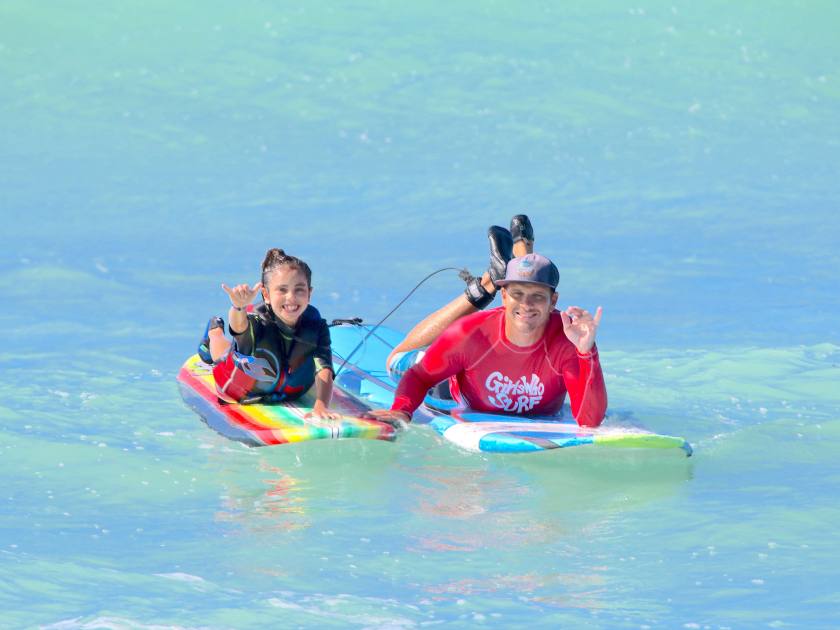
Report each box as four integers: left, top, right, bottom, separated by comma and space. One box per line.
370, 216, 607, 427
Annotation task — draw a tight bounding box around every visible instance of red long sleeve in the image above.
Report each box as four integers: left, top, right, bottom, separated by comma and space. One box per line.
563, 348, 607, 427
387, 308, 608, 424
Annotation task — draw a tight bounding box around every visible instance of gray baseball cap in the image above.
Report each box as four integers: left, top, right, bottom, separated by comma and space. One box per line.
496, 253, 559, 290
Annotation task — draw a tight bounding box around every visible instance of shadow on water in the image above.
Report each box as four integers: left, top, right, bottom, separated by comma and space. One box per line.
366, 428, 696, 554
500, 444, 694, 504
200, 436, 401, 536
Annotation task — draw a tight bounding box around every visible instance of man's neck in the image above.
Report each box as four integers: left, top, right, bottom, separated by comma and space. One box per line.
504, 320, 547, 347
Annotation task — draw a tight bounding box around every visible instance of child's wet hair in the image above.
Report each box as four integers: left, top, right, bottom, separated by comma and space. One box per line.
261, 248, 313, 287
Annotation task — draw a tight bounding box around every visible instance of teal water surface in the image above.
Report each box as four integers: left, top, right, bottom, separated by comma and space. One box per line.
2, 1, 839, 628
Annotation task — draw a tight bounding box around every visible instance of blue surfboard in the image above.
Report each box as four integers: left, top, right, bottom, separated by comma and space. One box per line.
330, 323, 692, 456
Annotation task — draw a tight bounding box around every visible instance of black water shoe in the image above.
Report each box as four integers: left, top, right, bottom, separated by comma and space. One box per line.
510, 214, 534, 246
463, 225, 513, 309
487, 225, 514, 288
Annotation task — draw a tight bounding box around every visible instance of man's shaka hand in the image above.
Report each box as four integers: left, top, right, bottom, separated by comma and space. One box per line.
560, 306, 602, 354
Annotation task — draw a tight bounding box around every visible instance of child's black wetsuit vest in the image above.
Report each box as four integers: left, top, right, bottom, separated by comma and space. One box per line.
231, 303, 332, 401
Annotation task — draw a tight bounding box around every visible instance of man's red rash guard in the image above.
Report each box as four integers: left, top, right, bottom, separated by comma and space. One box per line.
391, 308, 607, 427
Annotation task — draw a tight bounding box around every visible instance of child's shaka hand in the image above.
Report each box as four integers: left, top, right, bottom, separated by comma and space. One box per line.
222, 282, 263, 309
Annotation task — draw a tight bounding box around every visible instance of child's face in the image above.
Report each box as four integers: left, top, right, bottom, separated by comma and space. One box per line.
262, 266, 312, 326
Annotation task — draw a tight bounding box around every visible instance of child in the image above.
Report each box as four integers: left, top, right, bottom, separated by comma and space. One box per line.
198, 248, 339, 419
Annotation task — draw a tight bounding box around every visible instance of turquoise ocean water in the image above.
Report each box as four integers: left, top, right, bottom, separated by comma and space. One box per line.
2, 1, 839, 627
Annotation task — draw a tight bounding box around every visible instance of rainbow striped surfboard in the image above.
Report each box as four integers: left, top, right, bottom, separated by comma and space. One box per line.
177, 354, 400, 447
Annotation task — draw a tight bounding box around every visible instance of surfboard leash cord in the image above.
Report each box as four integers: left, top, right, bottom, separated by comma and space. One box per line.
331, 266, 473, 378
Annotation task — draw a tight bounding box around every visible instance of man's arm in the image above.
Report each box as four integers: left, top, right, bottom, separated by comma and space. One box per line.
560, 306, 607, 427
563, 346, 607, 427
390, 322, 470, 420
390, 364, 440, 418
365, 363, 442, 425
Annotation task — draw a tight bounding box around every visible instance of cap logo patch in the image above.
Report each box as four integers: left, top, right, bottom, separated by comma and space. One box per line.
517, 258, 536, 277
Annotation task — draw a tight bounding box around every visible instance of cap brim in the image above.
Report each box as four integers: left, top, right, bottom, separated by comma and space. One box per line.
496, 279, 555, 289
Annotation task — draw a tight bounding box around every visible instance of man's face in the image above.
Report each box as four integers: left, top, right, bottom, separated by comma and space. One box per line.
501, 282, 558, 335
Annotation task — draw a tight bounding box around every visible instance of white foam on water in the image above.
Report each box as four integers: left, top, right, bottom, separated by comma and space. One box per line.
265, 593, 416, 627
155, 572, 207, 584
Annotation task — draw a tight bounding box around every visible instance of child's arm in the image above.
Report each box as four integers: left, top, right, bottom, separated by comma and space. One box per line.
222, 282, 263, 333
305, 319, 339, 419
308, 368, 341, 420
